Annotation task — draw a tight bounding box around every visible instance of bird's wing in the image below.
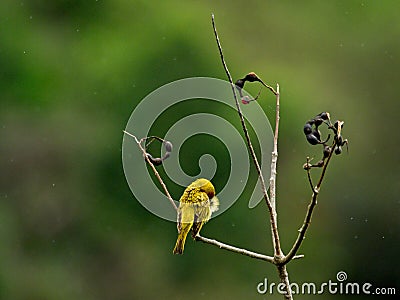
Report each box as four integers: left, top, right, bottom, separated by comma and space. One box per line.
177, 201, 195, 230
176, 208, 182, 232
193, 191, 211, 224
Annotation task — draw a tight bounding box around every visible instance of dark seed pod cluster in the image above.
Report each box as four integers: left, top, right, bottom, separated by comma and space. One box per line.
304, 112, 331, 146
143, 137, 173, 166
303, 112, 348, 169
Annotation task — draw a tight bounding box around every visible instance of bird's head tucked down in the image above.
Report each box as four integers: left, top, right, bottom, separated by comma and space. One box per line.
189, 178, 219, 213
192, 178, 215, 199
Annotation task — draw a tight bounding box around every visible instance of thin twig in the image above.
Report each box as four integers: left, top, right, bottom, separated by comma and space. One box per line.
281, 141, 337, 265
269, 83, 282, 257
270, 83, 281, 210
197, 235, 274, 263
269, 84, 294, 300
196, 235, 304, 263
211, 13, 277, 227
211, 14, 286, 263
123, 130, 178, 211
264, 83, 278, 96
211, 16, 294, 299
211, 14, 270, 206
305, 157, 314, 191
316, 143, 336, 188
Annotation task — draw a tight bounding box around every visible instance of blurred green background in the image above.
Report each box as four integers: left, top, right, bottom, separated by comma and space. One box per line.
1, 0, 399, 299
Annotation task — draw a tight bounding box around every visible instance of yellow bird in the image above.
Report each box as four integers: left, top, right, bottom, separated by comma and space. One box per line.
173, 178, 219, 254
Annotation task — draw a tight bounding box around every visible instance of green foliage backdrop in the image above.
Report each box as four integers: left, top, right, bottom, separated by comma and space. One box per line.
1, 1, 399, 299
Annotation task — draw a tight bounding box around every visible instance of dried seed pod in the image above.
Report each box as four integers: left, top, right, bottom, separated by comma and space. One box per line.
317, 112, 330, 120
164, 141, 173, 153
162, 152, 171, 160
306, 133, 320, 145
314, 117, 324, 127
145, 153, 163, 166
323, 145, 331, 158
304, 123, 313, 135
235, 79, 245, 89
334, 146, 342, 155
312, 129, 321, 141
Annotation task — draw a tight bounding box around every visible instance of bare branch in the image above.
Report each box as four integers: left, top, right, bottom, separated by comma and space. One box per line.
265, 84, 278, 96
196, 235, 304, 263
211, 14, 272, 209
281, 141, 337, 265
277, 264, 293, 300
210, 15, 285, 256
269, 83, 282, 257
196, 234, 274, 263
123, 130, 178, 211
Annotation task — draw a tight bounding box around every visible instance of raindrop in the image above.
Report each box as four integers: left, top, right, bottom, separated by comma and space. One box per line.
364, 218, 368, 223
354, 235, 358, 239
350, 217, 354, 221
52, 183, 56, 187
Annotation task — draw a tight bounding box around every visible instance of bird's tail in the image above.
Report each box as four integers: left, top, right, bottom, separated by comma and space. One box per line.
173, 234, 187, 254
